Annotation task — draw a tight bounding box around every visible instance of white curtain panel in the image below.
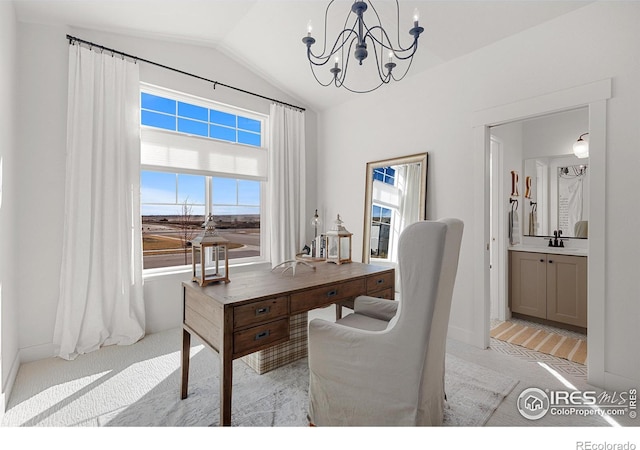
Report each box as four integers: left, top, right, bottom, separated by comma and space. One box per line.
53, 44, 145, 360
268, 104, 306, 267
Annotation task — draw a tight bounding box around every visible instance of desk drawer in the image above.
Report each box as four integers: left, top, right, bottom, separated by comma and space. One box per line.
234, 296, 289, 329
290, 278, 366, 314
366, 271, 394, 294
233, 318, 289, 357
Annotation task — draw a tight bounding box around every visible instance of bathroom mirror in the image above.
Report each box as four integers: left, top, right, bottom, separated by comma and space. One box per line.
362, 153, 428, 264
524, 154, 589, 238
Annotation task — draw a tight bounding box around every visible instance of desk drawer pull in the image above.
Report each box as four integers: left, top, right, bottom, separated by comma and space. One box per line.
255, 306, 270, 316
376, 278, 384, 285
326, 289, 338, 298
255, 330, 270, 341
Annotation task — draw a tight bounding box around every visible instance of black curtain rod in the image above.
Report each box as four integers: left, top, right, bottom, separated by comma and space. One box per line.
66, 34, 306, 112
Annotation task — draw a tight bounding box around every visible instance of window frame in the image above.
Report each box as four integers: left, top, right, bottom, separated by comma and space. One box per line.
139, 84, 270, 275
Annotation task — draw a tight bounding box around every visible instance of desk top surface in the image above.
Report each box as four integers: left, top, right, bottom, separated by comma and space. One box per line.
182, 261, 393, 306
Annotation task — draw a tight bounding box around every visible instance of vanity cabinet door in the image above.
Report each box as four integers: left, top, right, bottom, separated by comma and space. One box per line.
546, 255, 587, 328
510, 252, 547, 319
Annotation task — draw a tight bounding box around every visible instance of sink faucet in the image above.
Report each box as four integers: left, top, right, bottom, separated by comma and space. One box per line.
549, 230, 564, 247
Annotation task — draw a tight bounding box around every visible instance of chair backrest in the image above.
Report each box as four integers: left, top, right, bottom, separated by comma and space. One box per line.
391, 218, 464, 423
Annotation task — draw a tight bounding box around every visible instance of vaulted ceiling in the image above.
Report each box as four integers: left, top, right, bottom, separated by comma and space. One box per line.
13, 0, 590, 111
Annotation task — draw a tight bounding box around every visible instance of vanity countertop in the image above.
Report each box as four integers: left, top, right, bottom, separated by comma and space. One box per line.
508, 245, 588, 257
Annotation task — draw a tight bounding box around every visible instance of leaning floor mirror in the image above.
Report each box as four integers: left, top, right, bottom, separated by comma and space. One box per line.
362, 153, 428, 272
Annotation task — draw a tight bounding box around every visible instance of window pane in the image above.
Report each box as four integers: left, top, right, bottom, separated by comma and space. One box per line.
238, 180, 260, 206
210, 109, 236, 127
238, 130, 261, 147
210, 124, 236, 142
178, 102, 208, 121
141, 171, 176, 204
178, 118, 208, 137
141, 93, 175, 114
212, 177, 237, 204
177, 174, 206, 204
141, 110, 176, 131
238, 116, 261, 133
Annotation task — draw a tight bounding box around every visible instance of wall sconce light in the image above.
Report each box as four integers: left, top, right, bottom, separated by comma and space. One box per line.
573, 133, 589, 159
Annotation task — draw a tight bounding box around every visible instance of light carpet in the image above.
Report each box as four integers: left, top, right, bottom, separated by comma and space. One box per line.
2, 328, 517, 427
490, 321, 587, 365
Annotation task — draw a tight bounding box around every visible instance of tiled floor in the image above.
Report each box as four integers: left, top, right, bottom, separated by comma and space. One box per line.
490, 317, 588, 380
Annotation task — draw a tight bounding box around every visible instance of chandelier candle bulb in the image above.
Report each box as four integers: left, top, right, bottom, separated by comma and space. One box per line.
307, 20, 313, 36
414, 8, 420, 27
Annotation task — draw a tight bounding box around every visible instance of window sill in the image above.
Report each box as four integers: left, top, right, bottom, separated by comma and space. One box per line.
142, 260, 271, 281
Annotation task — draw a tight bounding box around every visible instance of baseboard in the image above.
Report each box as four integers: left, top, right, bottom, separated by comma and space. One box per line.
604, 370, 639, 391
19, 342, 55, 364
2, 350, 21, 415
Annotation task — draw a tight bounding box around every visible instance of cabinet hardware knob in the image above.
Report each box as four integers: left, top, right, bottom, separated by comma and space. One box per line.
327, 290, 338, 297
540, 259, 544, 262
549, 260, 554, 264
255, 306, 270, 316
376, 279, 384, 284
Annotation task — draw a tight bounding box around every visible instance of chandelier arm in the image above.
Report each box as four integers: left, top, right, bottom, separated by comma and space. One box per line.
334, 36, 358, 87
309, 61, 339, 87
367, 35, 393, 83
365, 0, 412, 53
314, 0, 338, 58
307, 28, 359, 64
340, 79, 386, 94
389, 51, 415, 82
364, 25, 418, 56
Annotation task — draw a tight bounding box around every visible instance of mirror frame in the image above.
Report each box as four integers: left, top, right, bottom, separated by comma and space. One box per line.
362, 152, 428, 263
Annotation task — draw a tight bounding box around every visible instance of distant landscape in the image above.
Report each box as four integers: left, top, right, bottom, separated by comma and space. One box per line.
142, 214, 260, 269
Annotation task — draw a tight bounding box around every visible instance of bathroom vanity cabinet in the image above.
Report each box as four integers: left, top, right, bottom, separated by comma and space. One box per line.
509, 250, 587, 329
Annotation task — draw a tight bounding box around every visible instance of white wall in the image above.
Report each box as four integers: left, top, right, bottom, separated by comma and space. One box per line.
317, 2, 640, 387
13, 23, 318, 361
522, 108, 589, 159
0, 0, 19, 414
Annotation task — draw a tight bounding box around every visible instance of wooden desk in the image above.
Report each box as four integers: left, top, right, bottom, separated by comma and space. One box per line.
180, 261, 395, 426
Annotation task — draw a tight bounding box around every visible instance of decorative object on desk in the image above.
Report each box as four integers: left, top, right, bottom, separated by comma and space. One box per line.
325, 214, 352, 265
510, 170, 519, 197
271, 259, 316, 277
310, 209, 322, 238
310, 233, 326, 259
573, 132, 589, 158
190, 213, 230, 286
301, 1, 424, 93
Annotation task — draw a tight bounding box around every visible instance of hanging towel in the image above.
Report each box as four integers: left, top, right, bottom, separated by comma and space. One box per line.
509, 210, 521, 245
528, 210, 537, 235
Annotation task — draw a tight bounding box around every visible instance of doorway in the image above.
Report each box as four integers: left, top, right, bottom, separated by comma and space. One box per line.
472, 79, 611, 388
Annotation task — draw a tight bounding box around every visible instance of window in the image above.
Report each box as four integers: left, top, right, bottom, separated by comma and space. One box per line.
373, 166, 395, 185
370, 204, 392, 259
140, 85, 268, 271
141, 92, 262, 147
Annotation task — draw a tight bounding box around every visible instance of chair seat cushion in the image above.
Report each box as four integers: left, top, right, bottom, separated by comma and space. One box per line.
336, 312, 389, 331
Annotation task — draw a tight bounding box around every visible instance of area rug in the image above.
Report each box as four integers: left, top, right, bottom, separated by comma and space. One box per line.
490, 321, 587, 365
101, 354, 517, 427
2, 328, 517, 427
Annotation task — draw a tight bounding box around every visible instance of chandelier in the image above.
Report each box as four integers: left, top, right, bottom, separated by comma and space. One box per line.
302, 1, 424, 93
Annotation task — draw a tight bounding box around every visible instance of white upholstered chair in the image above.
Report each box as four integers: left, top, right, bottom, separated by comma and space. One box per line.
308, 218, 464, 426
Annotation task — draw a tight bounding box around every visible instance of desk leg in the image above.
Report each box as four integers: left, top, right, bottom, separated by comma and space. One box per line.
220, 351, 233, 426
181, 328, 191, 399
